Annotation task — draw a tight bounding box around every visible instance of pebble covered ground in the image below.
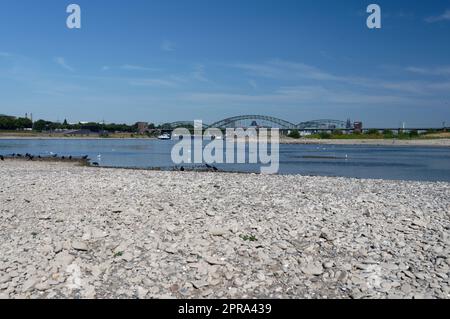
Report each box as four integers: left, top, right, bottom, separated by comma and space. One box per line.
0, 160, 449, 299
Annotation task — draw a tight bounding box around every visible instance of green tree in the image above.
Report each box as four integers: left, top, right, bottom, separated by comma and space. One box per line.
288, 129, 300, 139
366, 129, 380, 136
319, 132, 331, 139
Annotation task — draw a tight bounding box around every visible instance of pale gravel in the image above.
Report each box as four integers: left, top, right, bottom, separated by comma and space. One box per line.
0, 160, 449, 299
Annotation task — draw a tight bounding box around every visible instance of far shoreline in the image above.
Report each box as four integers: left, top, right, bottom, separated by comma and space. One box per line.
1, 135, 450, 147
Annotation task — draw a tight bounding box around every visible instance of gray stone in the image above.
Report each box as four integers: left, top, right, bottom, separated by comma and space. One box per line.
22, 278, 38, 292
72, 241, 88, 251
192, 280, 209, 289
209, 228, 228, 236
0, 275, 11, 284
302, 263, 324, 276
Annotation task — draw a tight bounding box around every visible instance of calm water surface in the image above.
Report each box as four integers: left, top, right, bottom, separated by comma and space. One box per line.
1, 139, 450, 182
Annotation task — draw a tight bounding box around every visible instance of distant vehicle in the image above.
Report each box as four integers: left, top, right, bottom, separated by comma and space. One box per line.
158, 133, 171, 140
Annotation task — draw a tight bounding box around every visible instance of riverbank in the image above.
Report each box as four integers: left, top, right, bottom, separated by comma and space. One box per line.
1, 134, 450, 147
0, 160, 449, 299
281, 138, 450, 147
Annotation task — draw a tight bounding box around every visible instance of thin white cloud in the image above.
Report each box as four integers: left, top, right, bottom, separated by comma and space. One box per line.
161, 40, 176, 52
406, 66, 450, 76
231, 59, 450, 96
230, 63, 283, 78
101, 66, 110, 71
425, 10, 450, 23
129, 78, 178, 87
191, 64, 208, 82
182, 85, 429, 107
120, 64, 156, 71
248, 80, 258, 89
55, 57, 74, 72
231, 60, 342, 81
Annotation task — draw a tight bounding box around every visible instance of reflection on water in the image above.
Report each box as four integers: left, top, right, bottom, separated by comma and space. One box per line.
1, 139, 449, 182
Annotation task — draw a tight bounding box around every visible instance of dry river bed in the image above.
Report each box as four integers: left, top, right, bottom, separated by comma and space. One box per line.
0, 160, 449, 299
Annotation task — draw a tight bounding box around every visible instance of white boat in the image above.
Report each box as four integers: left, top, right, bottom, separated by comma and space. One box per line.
158, 133, 171, 140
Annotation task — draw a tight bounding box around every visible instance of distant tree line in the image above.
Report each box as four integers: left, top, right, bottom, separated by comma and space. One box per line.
0, 115, 161, 133
0, 115, 33, 130
32, 119, 141, 133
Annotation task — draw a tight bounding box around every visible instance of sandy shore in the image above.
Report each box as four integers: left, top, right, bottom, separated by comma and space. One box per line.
0, 160, 449, 299
1, 135, 450, 147
280, 138, 450, 147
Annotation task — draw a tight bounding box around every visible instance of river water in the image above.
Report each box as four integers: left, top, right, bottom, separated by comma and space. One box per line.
1, 139, 449, 182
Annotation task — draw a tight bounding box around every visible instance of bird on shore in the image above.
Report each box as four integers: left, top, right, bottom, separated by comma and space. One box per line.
180, 166, 185, 171
0, 155, 4, 161
69, 156, 72, 160
61, 156, 65, 160
82, 155, 89, 160
92, 162, 99, 166
205, 163, 219, 171
52, 154, 57, 158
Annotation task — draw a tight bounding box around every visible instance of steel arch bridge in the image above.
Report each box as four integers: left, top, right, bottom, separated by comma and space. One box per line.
168, 116, 348, 130
207, 115, 297, 130
297, 119, 347, 130
169, 121, 209, 129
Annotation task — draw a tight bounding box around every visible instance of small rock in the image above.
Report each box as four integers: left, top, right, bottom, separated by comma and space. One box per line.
22, 278, 38, 292
91, 228, 107, 239
204, 256, 226, 265
35, 282, 50, 291
53, 243, 63, 254
320, 229, 334, 241
256, 273, 266, 281
323, 261, 335, 269
142, 278, 152, 287
411, 219, 427, 228
301, 263, 324, 276
233, 278, 244, 287
192, 280, 209, 289
401, 284, 412, 294
120, 252, 134, 262
209, 228, 227, 236
72, 241, 88, 251
136, 286, 148, 299
54, 251, 74, 267
165, 245, 178, 254
0, 275, 11, 284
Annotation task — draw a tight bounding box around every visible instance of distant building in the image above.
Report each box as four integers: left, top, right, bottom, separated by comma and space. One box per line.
353, 122, 363, 134
346, 118, 352, 129
137, 122, 149, 134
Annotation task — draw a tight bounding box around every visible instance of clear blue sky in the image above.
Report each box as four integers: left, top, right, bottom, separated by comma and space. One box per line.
1, 0, 449, 127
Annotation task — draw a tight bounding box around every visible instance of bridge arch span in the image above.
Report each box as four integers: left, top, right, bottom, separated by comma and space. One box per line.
208, 115, 297, 130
